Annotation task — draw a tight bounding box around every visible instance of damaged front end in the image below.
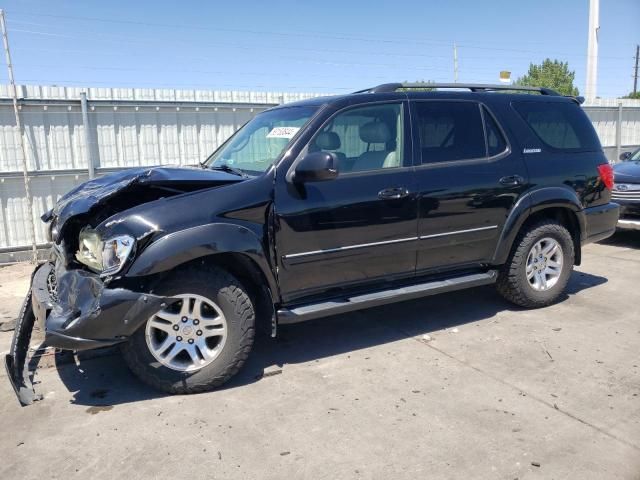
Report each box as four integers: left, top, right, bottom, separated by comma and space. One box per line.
5, 165, 245, 406
5, 257, 174, 406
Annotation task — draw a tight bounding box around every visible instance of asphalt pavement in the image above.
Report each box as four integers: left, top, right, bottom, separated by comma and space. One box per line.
0, 232, 639, 479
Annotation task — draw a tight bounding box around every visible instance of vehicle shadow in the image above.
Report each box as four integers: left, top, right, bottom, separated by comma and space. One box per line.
54, 349, 165, 406
54, 270, 607, 407
599, 229, 640, 248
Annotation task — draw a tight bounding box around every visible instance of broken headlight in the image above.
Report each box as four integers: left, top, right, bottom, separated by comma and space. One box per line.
76, 228, 135, 276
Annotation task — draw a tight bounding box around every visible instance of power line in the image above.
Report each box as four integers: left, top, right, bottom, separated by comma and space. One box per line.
5, 78, 352, 90
3, 11, 635, 97
5, 11, 635, 60
6, 19, 634, 76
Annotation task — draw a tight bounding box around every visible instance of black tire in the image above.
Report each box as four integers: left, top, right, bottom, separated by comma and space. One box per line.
496, 220, 575, 308
121, 265, 255, 394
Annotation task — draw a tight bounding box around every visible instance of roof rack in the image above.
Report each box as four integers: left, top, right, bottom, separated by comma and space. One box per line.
353, 83, 562, 96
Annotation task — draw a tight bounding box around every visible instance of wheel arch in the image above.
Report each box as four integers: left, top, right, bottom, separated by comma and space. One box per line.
126, 222, 279, 304
494, 187, 585, 266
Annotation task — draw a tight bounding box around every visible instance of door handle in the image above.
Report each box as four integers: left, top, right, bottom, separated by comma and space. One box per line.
499, 175, 525, 186
378, 187, 409, 200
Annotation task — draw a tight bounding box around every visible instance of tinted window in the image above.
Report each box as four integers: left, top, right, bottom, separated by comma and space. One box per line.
483, 107, 507, 156
310, 103, 405, 173
513, 101, 600, 151
414, 102, 485, 163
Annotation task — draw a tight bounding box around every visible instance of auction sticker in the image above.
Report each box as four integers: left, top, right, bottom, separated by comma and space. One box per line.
266, 127, 300, 139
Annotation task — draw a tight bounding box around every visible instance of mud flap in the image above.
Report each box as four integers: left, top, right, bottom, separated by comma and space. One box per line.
4, 290, 43, 406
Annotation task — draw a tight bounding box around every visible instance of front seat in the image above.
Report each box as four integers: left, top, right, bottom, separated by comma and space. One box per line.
313, 131, 346, 165
354, 122, 399, 172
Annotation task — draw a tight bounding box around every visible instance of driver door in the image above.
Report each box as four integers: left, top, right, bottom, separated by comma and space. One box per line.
274, 101, 419, 304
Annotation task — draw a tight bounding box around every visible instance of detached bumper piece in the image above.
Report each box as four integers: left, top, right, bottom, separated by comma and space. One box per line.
4, 290, 42, 406
5, 261, 172, 406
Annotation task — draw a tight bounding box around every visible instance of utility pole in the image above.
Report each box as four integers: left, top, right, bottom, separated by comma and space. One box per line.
585, 0, 599, 101
0, 10, 37, 263
453, 42, 458, 83
634, 44, 639, 94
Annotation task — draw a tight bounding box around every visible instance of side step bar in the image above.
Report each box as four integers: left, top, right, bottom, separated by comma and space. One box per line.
617, 219, 640, 231
277, 270, 498, 324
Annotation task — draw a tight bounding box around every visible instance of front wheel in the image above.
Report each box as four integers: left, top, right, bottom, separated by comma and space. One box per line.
497, 220, 575, 308
121, 266, 255, 394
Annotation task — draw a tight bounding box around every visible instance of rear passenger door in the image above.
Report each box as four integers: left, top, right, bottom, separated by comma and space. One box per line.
410, 100, 529, 274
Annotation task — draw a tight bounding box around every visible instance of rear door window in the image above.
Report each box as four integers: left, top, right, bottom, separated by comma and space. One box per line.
413, 102, 486, 163
512, 101, 601, 152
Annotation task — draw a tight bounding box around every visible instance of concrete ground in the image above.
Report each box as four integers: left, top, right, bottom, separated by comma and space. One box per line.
0, 233, 639, 480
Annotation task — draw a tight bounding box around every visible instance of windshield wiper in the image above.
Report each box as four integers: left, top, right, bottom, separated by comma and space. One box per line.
208, 164, 249, 178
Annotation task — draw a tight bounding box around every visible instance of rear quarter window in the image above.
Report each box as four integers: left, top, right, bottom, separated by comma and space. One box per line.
512, 101, 601, 152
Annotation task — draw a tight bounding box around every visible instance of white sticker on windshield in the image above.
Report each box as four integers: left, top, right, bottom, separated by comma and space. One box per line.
266, 126, 300, 139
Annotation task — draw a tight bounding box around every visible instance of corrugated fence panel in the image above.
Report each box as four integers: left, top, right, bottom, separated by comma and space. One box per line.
0, 110, 24, 171
1, 84, 639, 253
138, 110, 160, 166
1, 173, 89, 249
622, 108, 640, 146
95, 109, 119, 168
584, 107, 617, 147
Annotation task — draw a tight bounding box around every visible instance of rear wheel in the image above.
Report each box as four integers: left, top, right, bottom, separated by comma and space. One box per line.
121, 266, 255, 394
497, 220, 574, 308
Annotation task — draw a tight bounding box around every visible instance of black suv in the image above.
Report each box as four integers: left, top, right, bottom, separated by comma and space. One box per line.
6, 83, 619, 404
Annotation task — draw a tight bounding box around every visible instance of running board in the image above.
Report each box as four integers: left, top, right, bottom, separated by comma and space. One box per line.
618, 219, 640, 231
277, 270, 498, 324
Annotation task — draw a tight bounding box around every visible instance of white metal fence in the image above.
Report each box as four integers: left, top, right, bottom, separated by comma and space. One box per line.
1, 84, 639, 260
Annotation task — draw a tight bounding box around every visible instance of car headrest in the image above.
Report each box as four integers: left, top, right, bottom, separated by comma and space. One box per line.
315, 131, 341, 150
359, 122, 391, 144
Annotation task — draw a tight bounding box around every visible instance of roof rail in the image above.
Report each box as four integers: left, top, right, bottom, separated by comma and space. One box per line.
354, 83, 561, 96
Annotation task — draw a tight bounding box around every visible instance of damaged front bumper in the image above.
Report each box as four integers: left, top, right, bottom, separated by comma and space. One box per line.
5, 260, 171, 406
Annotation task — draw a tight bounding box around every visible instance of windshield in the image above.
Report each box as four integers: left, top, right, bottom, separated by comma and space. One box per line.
629, 149, 640, 161
205, 106, 318, 174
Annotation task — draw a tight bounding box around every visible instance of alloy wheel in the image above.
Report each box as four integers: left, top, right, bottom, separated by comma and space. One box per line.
525, 237, 563, 291
145, 293, 227, 372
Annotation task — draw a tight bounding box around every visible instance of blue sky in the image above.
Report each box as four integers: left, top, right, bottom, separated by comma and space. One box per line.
1, 0, 638, 98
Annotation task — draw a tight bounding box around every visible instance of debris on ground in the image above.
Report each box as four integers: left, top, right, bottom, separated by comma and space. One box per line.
541, 345, 553, 361
531, 462, 541, 468
422, 334, 432, 342
85, 405, 114, 415
255, 367, 283, 380
0, 318, 16, 332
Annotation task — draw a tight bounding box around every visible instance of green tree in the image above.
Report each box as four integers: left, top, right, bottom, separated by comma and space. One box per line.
401, 80, 436, 92
516, 59, 579, 96
624, 91, 640, 99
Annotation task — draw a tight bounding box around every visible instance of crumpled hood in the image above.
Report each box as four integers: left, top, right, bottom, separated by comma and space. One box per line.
613, 161, 640, 183
44, 165, 244, 232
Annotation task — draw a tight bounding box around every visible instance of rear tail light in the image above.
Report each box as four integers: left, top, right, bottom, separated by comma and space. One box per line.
597, 163, 614, 190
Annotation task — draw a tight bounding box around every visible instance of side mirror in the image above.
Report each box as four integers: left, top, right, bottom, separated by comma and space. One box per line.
292, 152, 338, 183
620, 151, 632, 161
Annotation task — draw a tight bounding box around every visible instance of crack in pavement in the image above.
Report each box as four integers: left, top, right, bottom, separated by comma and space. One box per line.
383, 321, 640, 453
